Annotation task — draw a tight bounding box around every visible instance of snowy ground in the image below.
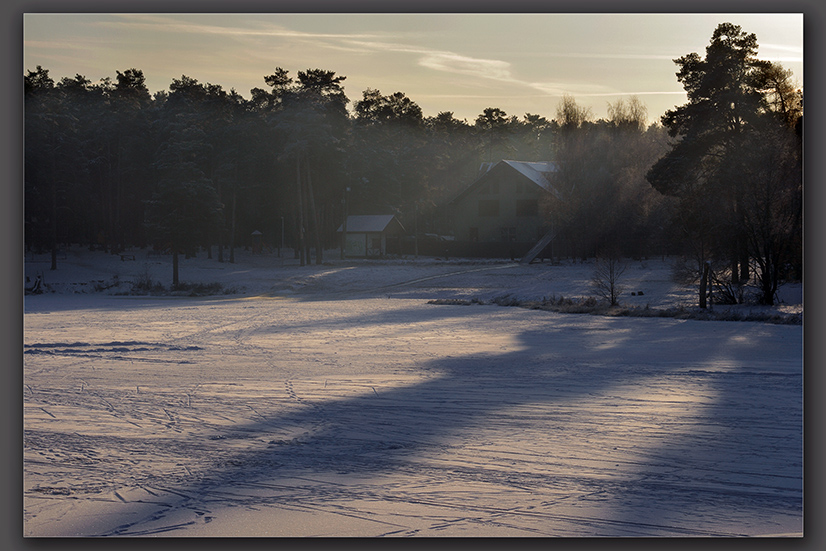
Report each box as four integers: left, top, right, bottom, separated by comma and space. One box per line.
23, 247, 803, 537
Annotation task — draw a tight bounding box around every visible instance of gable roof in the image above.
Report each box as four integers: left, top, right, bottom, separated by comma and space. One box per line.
450, 160, 562, 204
336, 214, 405, 233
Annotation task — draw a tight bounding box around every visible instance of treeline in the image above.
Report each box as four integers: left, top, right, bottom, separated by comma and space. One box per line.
24, 66, 671, 265
25, 23, 801, 304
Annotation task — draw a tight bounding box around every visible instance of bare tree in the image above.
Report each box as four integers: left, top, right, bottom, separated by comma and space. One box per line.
591, 255, 627, 306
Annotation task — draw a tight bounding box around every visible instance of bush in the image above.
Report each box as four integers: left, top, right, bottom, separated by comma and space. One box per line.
131, 270, 164, 294
127, 270, 237, 296
172, 282, 238, 296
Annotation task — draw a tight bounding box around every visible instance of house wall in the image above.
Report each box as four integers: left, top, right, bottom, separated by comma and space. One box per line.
452, 168, 549, 244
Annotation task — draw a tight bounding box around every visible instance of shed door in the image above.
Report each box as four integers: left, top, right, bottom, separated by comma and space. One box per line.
367, 234, 383, 257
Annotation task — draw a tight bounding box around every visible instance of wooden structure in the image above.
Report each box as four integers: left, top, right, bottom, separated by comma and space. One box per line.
447, 160, 561, 258
337, 215, 406, 258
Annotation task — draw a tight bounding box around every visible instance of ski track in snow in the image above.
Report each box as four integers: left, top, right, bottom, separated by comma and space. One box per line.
22, 251, 803, 537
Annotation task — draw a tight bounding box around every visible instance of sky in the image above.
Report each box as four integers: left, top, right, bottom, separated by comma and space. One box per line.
22, 12, 804, 124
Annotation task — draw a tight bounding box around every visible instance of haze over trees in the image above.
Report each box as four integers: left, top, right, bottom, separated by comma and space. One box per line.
25, 22, 801, 304
541, 94, 675, 260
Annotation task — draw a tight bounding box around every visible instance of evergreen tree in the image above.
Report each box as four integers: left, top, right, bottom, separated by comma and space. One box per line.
146, 79, 224, 285
647, 23, 802, 304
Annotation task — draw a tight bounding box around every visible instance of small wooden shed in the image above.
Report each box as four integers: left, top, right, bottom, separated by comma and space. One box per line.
337, 215, 406, 258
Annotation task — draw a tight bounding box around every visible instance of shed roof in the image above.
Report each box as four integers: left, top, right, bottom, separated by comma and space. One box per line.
337, 214, 405, 233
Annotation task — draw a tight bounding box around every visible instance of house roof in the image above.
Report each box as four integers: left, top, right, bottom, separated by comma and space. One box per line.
336, 214, 405, 233
450, 160, 562, 204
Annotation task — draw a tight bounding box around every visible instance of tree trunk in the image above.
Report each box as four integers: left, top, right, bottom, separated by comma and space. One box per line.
296, 156, 306, 266
50, 141, 58, 270
292, 213, 300, 259
172, 248, 179, 287
699, 261, 710, 309
414, 202, 419, 258
759, 249, 780, 306
114, 134, 123, 254
341, 187, 348, 260
304, 155, 323, 265
50, 174, 58, 271
739, 237, 749, 282
216, 181, 223, 263
217, 226, 224, 263
217, 181, 224, 263
229, 187, 237, 264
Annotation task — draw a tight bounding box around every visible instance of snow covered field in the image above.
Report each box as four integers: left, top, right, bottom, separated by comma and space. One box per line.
23, 247, 803, 537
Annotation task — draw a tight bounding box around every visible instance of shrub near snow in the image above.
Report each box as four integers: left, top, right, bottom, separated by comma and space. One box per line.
429, 290, 801, 325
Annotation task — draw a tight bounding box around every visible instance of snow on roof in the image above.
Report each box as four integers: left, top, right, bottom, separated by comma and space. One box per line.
496, 161, 559, 197
451, 160, 562, 204
337, 214, 404, 233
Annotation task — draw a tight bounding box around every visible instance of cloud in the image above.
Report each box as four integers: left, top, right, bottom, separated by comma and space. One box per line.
759, 43, 803, 54
95, 14, 388, 41
540, 52, 678, 61
754, 43, 803, 64
331, 37, 519, 87
525, 80, 686, 99
527, 81, 607, 97
417, 53, 513, 82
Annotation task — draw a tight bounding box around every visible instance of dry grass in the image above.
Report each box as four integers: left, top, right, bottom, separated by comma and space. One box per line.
429, 295, 802, 325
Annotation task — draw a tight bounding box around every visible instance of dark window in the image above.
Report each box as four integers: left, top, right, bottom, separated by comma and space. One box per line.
516, 199, 538, 216
478, 199, 500, 216
500, 227, 516, 242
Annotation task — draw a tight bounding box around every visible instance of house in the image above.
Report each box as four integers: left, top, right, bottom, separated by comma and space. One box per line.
337, 215, 406, 258
447, 160, 561, 258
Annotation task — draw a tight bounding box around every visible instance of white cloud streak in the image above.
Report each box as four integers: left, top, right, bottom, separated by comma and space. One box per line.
93, 14, 389, 41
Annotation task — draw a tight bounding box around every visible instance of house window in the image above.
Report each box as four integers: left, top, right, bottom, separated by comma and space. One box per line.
500, 227, 516, 242
516, 199, 538, 217
469, 227, 479, 241
478, 199, 499, 217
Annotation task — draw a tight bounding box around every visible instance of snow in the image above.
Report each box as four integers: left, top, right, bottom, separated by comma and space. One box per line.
23, 247, 803, 537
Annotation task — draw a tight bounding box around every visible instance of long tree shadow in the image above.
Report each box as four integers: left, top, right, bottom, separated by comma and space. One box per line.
57, 300, 801, 537
604, 322, 803, 536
